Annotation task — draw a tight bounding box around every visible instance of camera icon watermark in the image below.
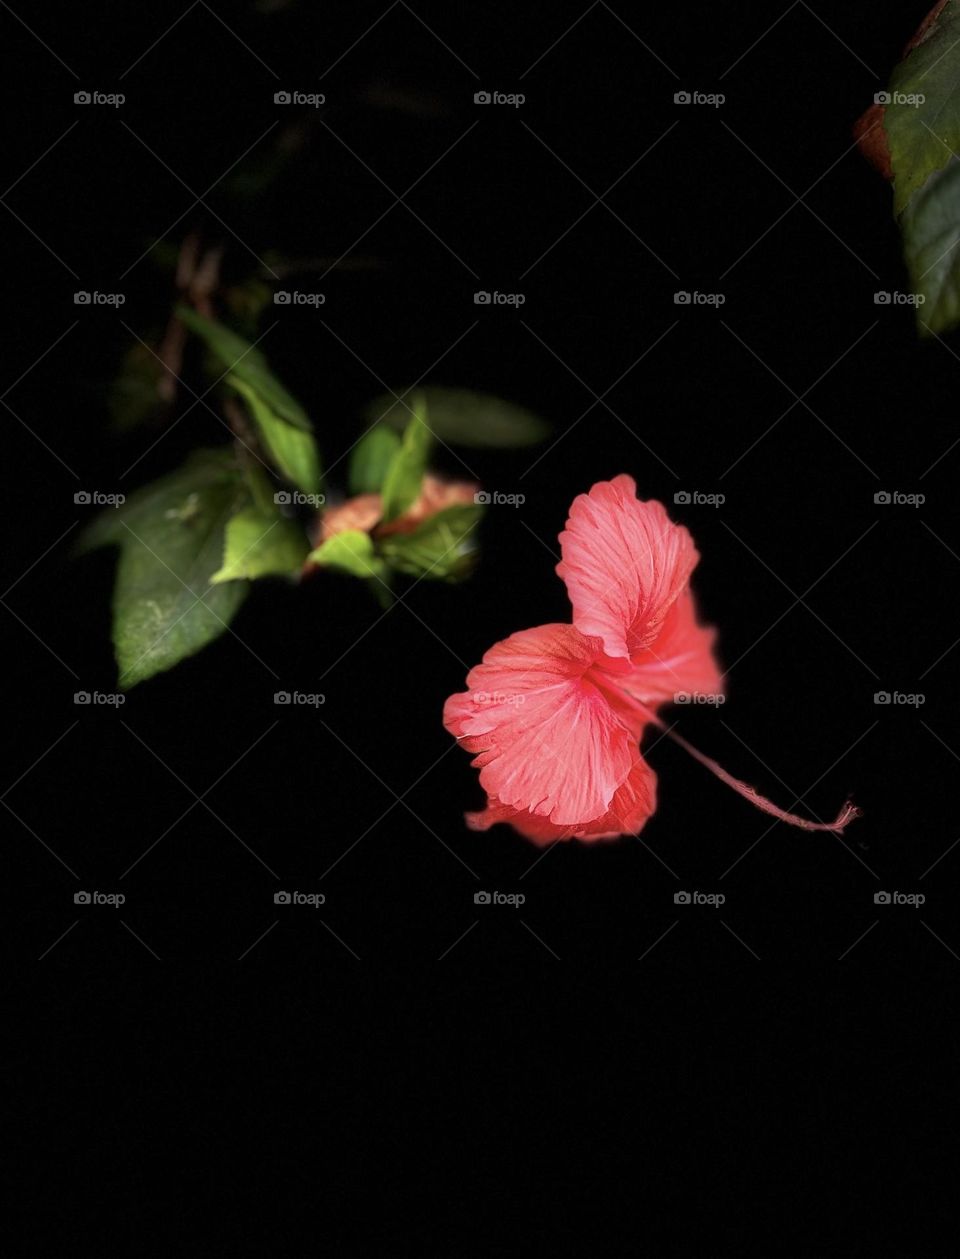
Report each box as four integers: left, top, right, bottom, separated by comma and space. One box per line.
274, 890, 326, 906
873, 490, 924, 507
474, 490, 525, 506
274, 490, 325, 507
474, 90, 525, 107
74, 90, 125, 107
74, 890, 125, 907
674, 290, 726, 307
474, 290, 525, 306
674, 890, 725, 906
274, 290, 325, 307
274, 691, 326, 706
674, 90, 725, 108
873, 691, 925, 707
74, 490, 125, 507
874, 890, 925, 907
474, 890, 525, 906
873, 91, 925, 107
874, 290, 925, 306
74, 291, 126, 307
274, 90, 325, 107
471, 690, 525, 707
74, 691, 125, 706
673, 490, 725, 507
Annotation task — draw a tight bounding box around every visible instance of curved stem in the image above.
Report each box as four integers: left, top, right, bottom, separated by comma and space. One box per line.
628, 695, 860, 833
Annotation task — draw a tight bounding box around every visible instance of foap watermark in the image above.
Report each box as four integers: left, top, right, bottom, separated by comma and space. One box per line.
474, 90, 525, 107
274, 890, 326, 906
474, 490, 525, 507
472, 690, 525, 707
74, 691, 125, 707
874, 890, 925, 908
274, 90, 325, 107
874, 91, 925, 107
275, 490, 325, 508
874, 491, 924, 507
874, 291, 925, 306
674, 290, 726, 307
674, 890, 726, 907
674, 90, 725, 108
74, 890, 125, 907
474, 890, 526, 907
75, 490, 125, 507
274, 691, 326, 707
74, 291, 126, 307
674, 691, 725, 706
474, 290, 525, 306
274, 290, 325, 307
75, 90, 125, 107
674, 490, 725, 507
874, 691, 925, 707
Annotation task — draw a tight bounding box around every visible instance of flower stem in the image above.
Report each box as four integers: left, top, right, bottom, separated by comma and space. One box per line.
637, 703, 860, 833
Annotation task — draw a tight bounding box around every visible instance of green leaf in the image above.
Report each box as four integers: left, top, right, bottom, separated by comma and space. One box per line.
210, 504, 308, 584
379, 503, 484, 581
368, 386, 548, 448
176, 305, 310, 431
229, 375, 322, 498
886, 1, 960, 216
308, 529, 389, 583
348, 425, 402, 494
239, 455, 280, 515
176, 306, 322, 493
379, 397, 434, 523
900, 157, 960, 334
77, 449, 249, 688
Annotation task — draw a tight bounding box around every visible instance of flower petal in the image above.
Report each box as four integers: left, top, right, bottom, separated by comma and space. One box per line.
557, 475, 698, 660
586, 592, 722, 739
319, 493, 383, 541
620, 589, 723, 705
443, 623, 635, 826
466, 755, 658, 845
379, 473, 479, 537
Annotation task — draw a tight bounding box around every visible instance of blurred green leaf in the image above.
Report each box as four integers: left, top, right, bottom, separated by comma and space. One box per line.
308, 529, 389, 583
239, 456, 280, 515
229, 375, 322, 498
176, 304, 311, 431
368, 386, 548, 448
380, 397, 433, 523
348, 425, 401, 495
77, 449, 248, 688
210, 504, 307, 584
886, 3, 960, 217
900, 158, 960, 334
876, 2, 960, 332
176, 305, 322, 492
379, 503, 484, 581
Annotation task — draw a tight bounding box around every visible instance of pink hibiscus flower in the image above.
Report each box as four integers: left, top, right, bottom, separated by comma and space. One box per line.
443, 475, 859, 845
318, 474, 478, 543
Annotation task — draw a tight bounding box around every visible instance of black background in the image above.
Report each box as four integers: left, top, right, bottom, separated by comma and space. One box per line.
4, 0, 959, 1209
